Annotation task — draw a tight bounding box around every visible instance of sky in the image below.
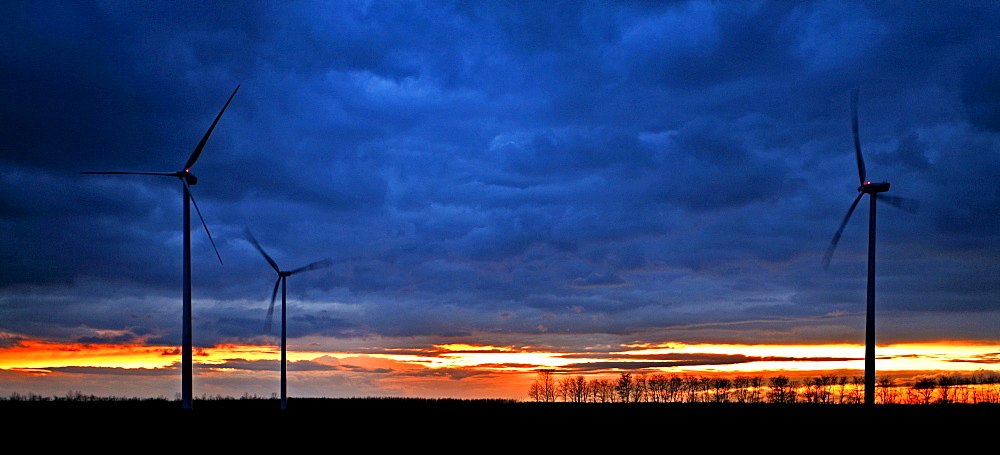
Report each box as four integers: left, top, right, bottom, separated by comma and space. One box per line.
1, 1, 998, 400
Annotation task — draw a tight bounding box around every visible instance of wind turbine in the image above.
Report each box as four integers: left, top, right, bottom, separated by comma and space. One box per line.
82, 85, 239, 410
245, 229, 331, 410
822, 89, 917, 405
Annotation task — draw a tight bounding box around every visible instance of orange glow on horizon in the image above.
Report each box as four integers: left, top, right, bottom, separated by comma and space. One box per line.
0, 341, 280, 371
2, 338, 998, 381
356, 340, 1000, 377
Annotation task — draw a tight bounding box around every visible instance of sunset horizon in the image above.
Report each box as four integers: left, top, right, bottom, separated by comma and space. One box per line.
2, 2, 998, 405
4, 334, 999, 400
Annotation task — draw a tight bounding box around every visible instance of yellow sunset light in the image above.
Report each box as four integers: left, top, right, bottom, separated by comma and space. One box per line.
3, 339, 998, 381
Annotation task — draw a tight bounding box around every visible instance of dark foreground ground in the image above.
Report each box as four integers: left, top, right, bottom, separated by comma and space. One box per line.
5, 398, 995, 446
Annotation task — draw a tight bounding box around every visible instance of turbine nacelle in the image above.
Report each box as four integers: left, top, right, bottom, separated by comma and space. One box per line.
178, 169, 198, 185
858, 181, 889, 193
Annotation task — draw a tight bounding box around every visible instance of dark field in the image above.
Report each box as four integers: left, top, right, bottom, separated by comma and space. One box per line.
4, 398, 994, 444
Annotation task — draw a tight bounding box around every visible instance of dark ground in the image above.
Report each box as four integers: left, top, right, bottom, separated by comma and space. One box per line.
4, 398, 994, 446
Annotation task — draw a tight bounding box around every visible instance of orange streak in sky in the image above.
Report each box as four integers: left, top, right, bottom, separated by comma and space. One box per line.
357, 341, 1000, 375
0, 341, 278, 370
2, 339, 998, 378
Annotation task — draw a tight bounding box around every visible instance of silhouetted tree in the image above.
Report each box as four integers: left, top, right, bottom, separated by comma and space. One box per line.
836, 375, 849, 404
528, 381, 542, 402
912, 377, 936, 405
668, 375, 685, 403
632, 374, 649, 402
768, 375, 796, 404
749, 375, 764, 403
523, 369, 1000, 405
528, 369, 557, 402
560, 375, 588, 403
699, 377, 713, 402
804, 375, 836, 403
681, 375, 709, 403
937, 374, 958, 404
850, 376, 864, 403
876, 376, 898, 404
648, 374, 667, 403
953, 375, 973, 404
681, 375, 699, 402
615, 372, 633, 403
732, 375, 750, 403
590, 378, 615, 403
574, 375, 589, 402
711, 377, 732, 403
972, 370, 1000, 403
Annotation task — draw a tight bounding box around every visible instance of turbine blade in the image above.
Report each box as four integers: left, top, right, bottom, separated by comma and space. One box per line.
184, 85, 240, 170
244, 229, 280, 273
288, 259, 333, 275
823, 192, 865, 270
851, 89, 867, 185
81, 171, 176, 176
876, 193, 919, 214
265, 277, 280, 332
184, 180, 223, 265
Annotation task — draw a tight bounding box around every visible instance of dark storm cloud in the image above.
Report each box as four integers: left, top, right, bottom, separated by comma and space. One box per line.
559, 353, 860, 372
573, 271, 629, 288
563, 356, 753, 371
46, 366, 176, 376
396, 367, 491, 380
1, 1, 998, 349
200, 358, 338, 372
948, 353, 1000, 364
961, 52, 1000, 132
0, 332, 27, 349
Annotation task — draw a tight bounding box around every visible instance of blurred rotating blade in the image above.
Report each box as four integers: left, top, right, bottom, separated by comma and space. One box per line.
823, 192, 865, 270
184, 85, 240, 170
244, 229, 280, 273
876, 193, 919, 214
81, 171, 176, 176
288, 259, 333, 275
851, 89, 867, 185
183, 180, 223, 264
265, 277, 281, 332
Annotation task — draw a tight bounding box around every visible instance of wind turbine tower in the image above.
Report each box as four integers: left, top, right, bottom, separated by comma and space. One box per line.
82, 86, 239, 410
245, 229, 331, 409
823, 89, 917, 405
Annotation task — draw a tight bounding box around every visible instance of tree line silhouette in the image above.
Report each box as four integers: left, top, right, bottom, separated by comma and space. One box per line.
528, 370, 1000, 404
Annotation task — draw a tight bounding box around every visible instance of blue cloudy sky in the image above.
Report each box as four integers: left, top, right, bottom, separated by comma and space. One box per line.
1, 1, 998, 397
